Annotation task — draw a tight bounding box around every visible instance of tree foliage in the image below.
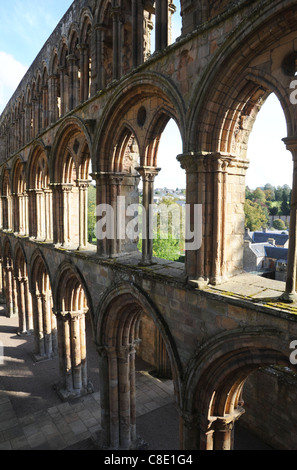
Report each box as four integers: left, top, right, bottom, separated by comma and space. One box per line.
245, 183, 291, 228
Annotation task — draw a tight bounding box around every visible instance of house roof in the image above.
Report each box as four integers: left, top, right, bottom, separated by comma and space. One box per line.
249, 243, 268, 257
252, 231, 288, 246
264, 245, 288, 261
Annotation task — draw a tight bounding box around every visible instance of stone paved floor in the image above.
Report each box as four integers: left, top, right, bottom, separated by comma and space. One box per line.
0, 304, 272, 450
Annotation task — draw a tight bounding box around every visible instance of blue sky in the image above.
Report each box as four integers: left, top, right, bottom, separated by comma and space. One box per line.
0, 1, 292, 189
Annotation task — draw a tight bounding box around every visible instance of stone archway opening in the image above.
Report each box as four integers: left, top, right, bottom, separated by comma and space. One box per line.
54, 266, 94, 401
97, 288, 179, 450
244, 92, 293, 281
152, 118, 185, 263
182, 330, 296, 450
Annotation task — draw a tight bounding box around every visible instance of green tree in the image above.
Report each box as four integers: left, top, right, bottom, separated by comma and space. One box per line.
272, 218, 286, 230
281, 192, 290, 216
244, 199, 269, 231
88, 184, 96, 244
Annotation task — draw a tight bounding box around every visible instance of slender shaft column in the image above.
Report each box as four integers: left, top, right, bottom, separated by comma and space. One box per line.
42, 85, 48, 129
0, 257, 5, 303
111, 7, 121, 80
36, 292, 45, 357
108, 346, 120, 448
79, 44, 89, 102
59, 67, 69, 116
44, 189, 53, 242
54, 310, 91, 399
118, 345, 131, 449
17, 277, 27, 334
155, 0, 168, 51
25, 280, 34, 331
96, 345, 110, 447
48, 75, 58, 123
42, 292, 53, 358
129, 345, 137, 446
71, 313, 83, 391
61, 184, 73, 246
67, 54, 79, 110
132, 0, 144, 67
95, 24, 106, 90
282, 138, 297, 301
213, 407, 245, 450
77, 179, 89, 249
136, 166, 160, 265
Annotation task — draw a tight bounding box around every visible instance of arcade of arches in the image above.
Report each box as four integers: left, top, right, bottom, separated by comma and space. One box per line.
1, 0, 297, 450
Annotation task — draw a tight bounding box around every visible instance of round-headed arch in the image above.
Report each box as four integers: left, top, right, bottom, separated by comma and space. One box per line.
53, 261, 94, 329
51, 117, 92, 183
96, 282, 183, 405
27, 142, 50, 190
187, 1, 297, 156
93, 73, 186, 172
183, 326, 295, 422
29, 249, 53, 295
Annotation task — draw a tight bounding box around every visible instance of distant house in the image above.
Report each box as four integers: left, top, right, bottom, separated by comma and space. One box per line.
264, 246, 288, 281
243, 239, 288, 281
243, 241, 268, 273
252, 231, 289, 248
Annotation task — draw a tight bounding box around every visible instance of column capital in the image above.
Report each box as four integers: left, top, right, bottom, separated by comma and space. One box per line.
283, 136, 297, 157
136, 166, 160, 182
76, 179, 90, 189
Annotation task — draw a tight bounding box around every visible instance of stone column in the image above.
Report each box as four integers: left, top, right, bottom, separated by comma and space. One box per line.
132, 0, 144, 67
61, 184, 73, 246
24, 279, 34, 331
4, 265, 15, 318
118, 345, 132, 449
136, 166, 160, 265
93, 172, 124, 257
67, 54, 79, 110
95, 24, 106, 90
96, 345, 110, 447
35, 189, 45, 240
79, 44, 89, 102
42, 85, 49, 129
44, 188, 53, 242
17, 276, 27, 335
35, 292, 45, 358
77, 179, 89, 249
59, 67, 69, 116
111, 6, 121, 80
282, 137, 297, 301
48, 74, 59, 123
213, 407, 245, 450
177, 152, 248, 286
155, 0, 168, 51
0, 257, 6, 304
54, 309, 92, 400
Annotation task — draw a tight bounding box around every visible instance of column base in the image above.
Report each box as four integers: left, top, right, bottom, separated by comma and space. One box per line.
53, 381, 94, 402
188, 277, 209, 290
279, 291, 297, 303
17, 329, 33, 337
31, 351, 57, 363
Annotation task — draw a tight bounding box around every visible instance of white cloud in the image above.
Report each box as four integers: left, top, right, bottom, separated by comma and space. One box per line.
0, 52, 28, 114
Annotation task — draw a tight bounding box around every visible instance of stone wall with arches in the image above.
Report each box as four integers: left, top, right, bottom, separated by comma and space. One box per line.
1, 0, 297, 450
